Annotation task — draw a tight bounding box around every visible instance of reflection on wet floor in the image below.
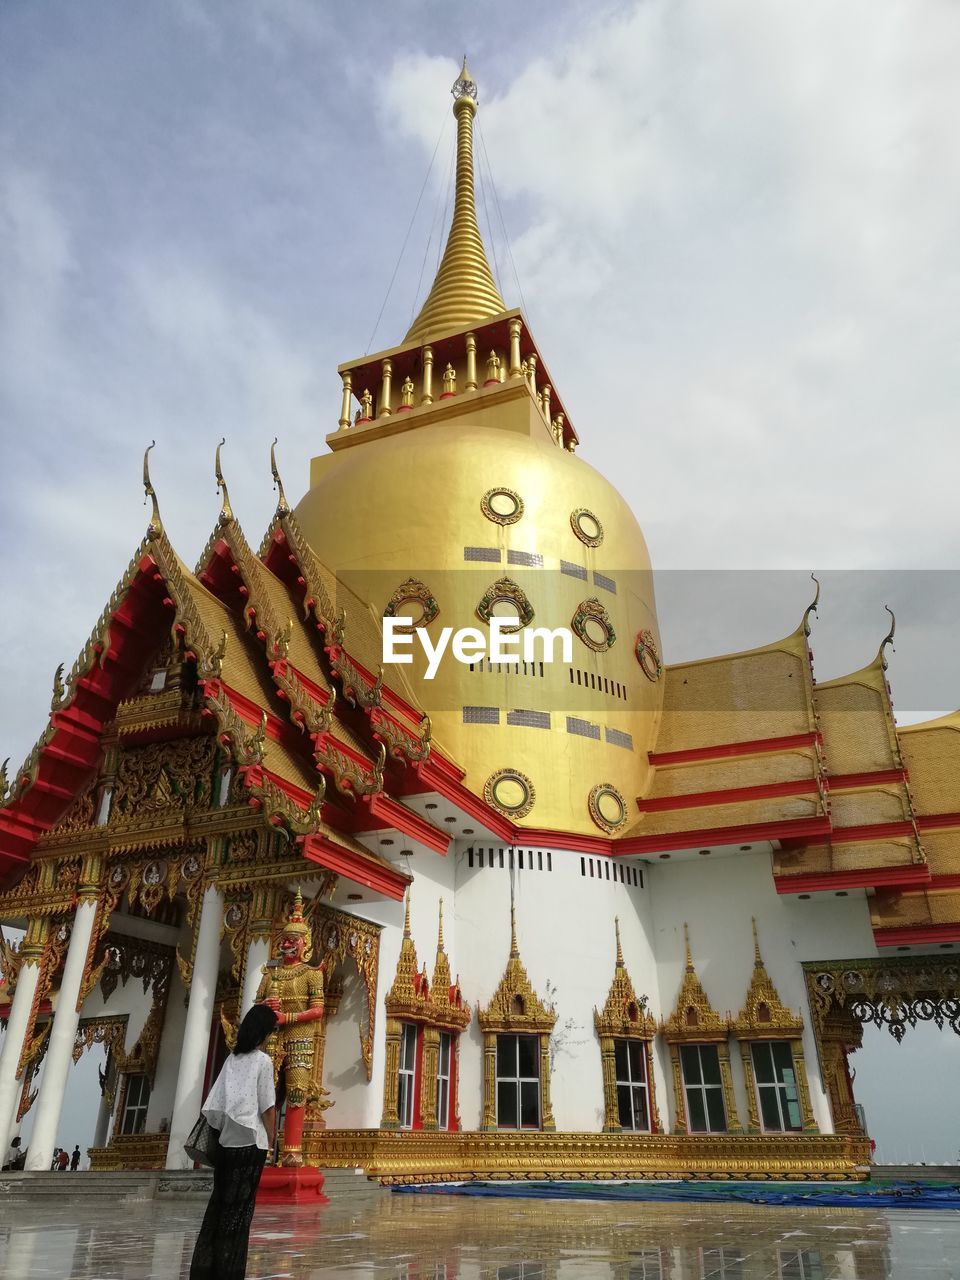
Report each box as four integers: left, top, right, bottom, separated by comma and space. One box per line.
0, 1190, 958, 1278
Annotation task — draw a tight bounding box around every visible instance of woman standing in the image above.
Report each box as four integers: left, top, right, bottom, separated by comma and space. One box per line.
189, 1003, 279, 1280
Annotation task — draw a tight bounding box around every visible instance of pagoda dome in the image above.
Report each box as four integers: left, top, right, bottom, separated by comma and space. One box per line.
295, 419, 663, 837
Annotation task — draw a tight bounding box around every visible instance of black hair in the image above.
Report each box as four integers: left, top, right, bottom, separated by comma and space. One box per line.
235, 1003, 279, 1055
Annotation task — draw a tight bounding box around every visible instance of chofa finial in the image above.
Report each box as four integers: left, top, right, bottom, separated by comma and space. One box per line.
142, 441, 162, 538
802, 573, 820, 637
270, 438, 290, 517
879, 605, 896, 668
215, 438, 234, 523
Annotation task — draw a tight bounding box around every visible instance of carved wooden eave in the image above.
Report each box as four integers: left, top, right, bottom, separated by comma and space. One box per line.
732, 920, 804, 1039
594, 920, 656, 1040
196, 513, 288, 660
660, 925, 731, 1044
478, 911, 556, 1035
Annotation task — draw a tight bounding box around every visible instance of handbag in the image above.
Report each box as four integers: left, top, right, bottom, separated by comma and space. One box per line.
184, 1113, 221, 1168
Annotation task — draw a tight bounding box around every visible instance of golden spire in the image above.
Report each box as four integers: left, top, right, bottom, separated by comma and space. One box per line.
683, 922, 694, 972
270, 438, 290, 516
403, 57, 506, 344
403, 889, 412, 939
509, 899, 519, 959
614, 917, 624, 969
437, 897, 445, 951
215, 438, 234, 523
752, 917, 763, 967
142, 441, 162, 538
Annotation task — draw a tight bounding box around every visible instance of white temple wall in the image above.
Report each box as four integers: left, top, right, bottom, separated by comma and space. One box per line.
647, 850, 877, 1133
323, 848, 453, 1129
452, 842, 658, 1132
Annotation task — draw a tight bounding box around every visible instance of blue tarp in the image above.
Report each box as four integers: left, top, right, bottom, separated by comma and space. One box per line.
394, 1179, 960, 1209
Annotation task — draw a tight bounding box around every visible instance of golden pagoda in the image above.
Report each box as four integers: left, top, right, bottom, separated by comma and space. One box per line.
1, 58, 959, 1190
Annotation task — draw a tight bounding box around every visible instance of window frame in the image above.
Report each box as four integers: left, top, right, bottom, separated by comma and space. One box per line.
397, 1022, 419, 1130
436, 1030, 452, 1130
613, 1037, 652, 1133
751, 1040, 803, 1134
495, 1032, 542, 1130
679, 1042, 728, 1133
119, 1073, 150, 1136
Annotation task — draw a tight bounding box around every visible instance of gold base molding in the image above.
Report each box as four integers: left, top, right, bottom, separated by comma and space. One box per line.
304, 1129, 871, 1184
88, 1132, 170, 1171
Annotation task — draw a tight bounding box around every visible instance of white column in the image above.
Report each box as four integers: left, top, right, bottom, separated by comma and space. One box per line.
25, 899, 98, 1170
239, 935, 271, 1018
165, 884, 223, 1169
0, 950, 43, 1158
92, 1074, 114, 1149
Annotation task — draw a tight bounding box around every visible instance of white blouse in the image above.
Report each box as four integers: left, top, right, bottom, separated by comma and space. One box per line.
202, 1050, 276, 1150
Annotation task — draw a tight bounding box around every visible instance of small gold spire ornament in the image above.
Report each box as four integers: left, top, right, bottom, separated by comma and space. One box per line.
270, 438, 290, 516
215, 438, 233, 523
142, 441, 162, 538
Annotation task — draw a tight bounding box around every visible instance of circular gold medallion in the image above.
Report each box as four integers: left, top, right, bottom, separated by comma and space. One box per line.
635, 629, 663, 682
481, 487, 524, 525
571, 507, 603, 547
589, 783, 628, 833
484, 768, 536, 818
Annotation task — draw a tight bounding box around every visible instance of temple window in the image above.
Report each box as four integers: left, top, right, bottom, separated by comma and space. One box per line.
614, 1038, 652, 1132
751, 1041, 803, 1133
119, 1074, 150, 1136
436, 1031, 453, 1128
382, 899, 471, 1132
595, 922, 660, 1133
397, 1023, 419, 1129
732, 921, 817, 1134
479, 910, 556, 1132
679, 1044, 727, 1133
495, 1033, 541, 1129
660, 925, 740, 1135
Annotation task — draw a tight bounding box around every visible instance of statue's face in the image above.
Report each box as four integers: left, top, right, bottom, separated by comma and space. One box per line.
279, 930, 308, 964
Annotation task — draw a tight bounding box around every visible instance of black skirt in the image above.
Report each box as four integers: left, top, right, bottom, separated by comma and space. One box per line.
189, 1143, 267, 1280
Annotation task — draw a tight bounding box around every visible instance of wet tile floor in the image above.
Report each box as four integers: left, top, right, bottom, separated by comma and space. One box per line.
0, 1191, 958, 1279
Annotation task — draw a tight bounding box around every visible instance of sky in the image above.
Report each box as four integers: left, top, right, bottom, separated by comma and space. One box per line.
2, 0, 960, 1160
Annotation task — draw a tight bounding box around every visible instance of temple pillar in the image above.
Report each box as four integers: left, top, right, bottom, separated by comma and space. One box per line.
92, 1086, 113, 1150
338, 370, 353, 430
25, 895, 99, 1170
166, 884, 223, 1169
0, 921, 47, 1158
378, 358, 393, 417
421, 345, 434, 404
239, 935, 272, 1017
508, 317, 522, 377
465, 333, 478, 391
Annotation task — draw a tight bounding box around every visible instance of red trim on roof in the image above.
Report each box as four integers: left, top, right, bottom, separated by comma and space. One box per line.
873, 922, 960, 947
616, 814, 831, 856
774, 864, 931, 894
413, 758, 515, 841
826, 769, 907, 790
300, 832, 407, 901
916, 811, 960, 832
830, 821, 915, 844
363, 793, 450, 856
637, 777, 819, 814
649, 732, 820, 767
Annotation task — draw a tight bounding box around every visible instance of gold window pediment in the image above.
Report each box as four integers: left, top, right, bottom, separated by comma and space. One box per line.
733, 920, 804, 1038
593, 920, 656, 1040
660, 924, 731, 1043
478, 914, 556, 1036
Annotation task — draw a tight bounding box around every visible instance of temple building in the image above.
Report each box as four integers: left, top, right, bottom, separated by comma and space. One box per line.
1, 60, 959, 1187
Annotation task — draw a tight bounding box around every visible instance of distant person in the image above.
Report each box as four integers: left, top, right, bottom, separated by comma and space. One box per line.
56, 1148, 69, 1171
189, 1002, 278, 1280
71, 1145, 81, 1171
3, 1136, 21, 1171
50, 1148, 60, 1171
